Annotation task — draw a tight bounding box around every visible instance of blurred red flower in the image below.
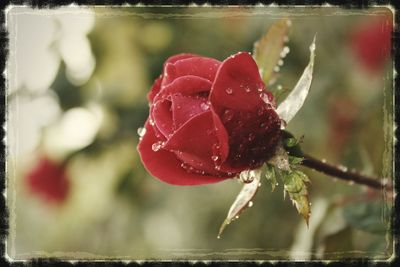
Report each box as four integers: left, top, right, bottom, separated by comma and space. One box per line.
350, 14, 392, 74
26, 157, 70, 204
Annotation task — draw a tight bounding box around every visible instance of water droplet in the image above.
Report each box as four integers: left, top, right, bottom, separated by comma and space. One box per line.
258, 182, 262, 187
244, 86, 251, 93
248, 133, 255, 141
235, 215, 239, 219
225, 87, 233, 94
280, 119, 287, 130
309, 202, 312, 206
277, 85, 283, 90
278, 59, 284, 66
152, 141, 164, 152
248, 201, 254, 207
215, 165, 221, 171
284, 36, 289, 43
322, 158, 326, 163
280, 46, 290, 58
211, 155, 219, 162
137, 127, 146, 137
176, 105, 181, 109
274, 66, 280, 72
275, 182, 279, 186
257, 87, 264, 92
200, 102, 209, 111
260, 93, 270, 104
149, 119, 155, 126
217, 235, 221, 239
338, 165, 348, 172
222, 109, 234, 122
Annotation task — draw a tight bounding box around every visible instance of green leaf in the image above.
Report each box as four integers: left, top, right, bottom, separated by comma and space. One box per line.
218, 168, 262, 239
342, 201, 390, 234
281, 130, 304, 158
277, 35, 316, 124
264, 163, 277, 192
253, 19, 291, 86
282, 170, 311, 225
284, 137, 297, 147
289, 156, 304, 165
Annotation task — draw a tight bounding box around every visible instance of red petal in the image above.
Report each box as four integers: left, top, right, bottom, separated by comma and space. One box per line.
151, 99, 174, 138
162, 57, 221, 87
164, 111, 224, 175
137, 120, 227, 186
210, 52, 266, 113
171, 94, 209, 129
147, 75, 163, 104
210, 52, 281, 168
164, 53, 198, 66
153, 75, 212, 103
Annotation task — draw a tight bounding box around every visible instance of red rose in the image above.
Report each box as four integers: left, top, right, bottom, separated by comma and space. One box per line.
26, 157, 70, 204
138, 52, 281, 185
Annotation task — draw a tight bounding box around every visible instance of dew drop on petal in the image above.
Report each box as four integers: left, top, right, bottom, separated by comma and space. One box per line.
248, 133, 255, 141
200, 102, 210, 111
222, 109, 234, 122
137, 127, 146, 137
152, 141, 164, 152
211, 155, 219, 162
225, 87, 233, 94
244, 86, 251, 93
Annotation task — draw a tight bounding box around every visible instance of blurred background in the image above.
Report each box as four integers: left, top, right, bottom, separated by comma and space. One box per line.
6, 6, 393, 260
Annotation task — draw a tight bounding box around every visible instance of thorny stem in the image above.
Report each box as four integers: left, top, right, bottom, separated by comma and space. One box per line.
301, 154, 392, 192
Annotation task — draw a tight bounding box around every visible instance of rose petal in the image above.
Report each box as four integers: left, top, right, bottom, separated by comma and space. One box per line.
151, 99, 174, 138
210, 52, 267, 113
137, 120, 227, 186
210, 52, 281, 168
164, 53, 198, 66
164, 111, 222, 175
154, 75, 212, 103
162, 57, 221, 86
171, 94, 209, 129
147, 75, 163, 104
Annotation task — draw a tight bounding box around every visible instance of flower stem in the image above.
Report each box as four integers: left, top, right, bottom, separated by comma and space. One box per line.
301, 154, 391, 191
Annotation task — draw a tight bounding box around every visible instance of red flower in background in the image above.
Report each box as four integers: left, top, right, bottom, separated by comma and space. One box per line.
26, 157, 70, 204
138, 52, 281, 186
350, 14, 392, 73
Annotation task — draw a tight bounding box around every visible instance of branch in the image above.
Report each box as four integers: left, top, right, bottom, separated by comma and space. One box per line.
301, 154, 392, 191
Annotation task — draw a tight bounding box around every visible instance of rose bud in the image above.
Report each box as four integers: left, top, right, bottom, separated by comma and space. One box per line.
138, 52, 281, 185
25, 157, 70, 204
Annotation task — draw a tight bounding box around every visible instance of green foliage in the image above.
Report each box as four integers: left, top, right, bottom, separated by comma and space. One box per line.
343, 201, 390, 234
253, 19, 291, 87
